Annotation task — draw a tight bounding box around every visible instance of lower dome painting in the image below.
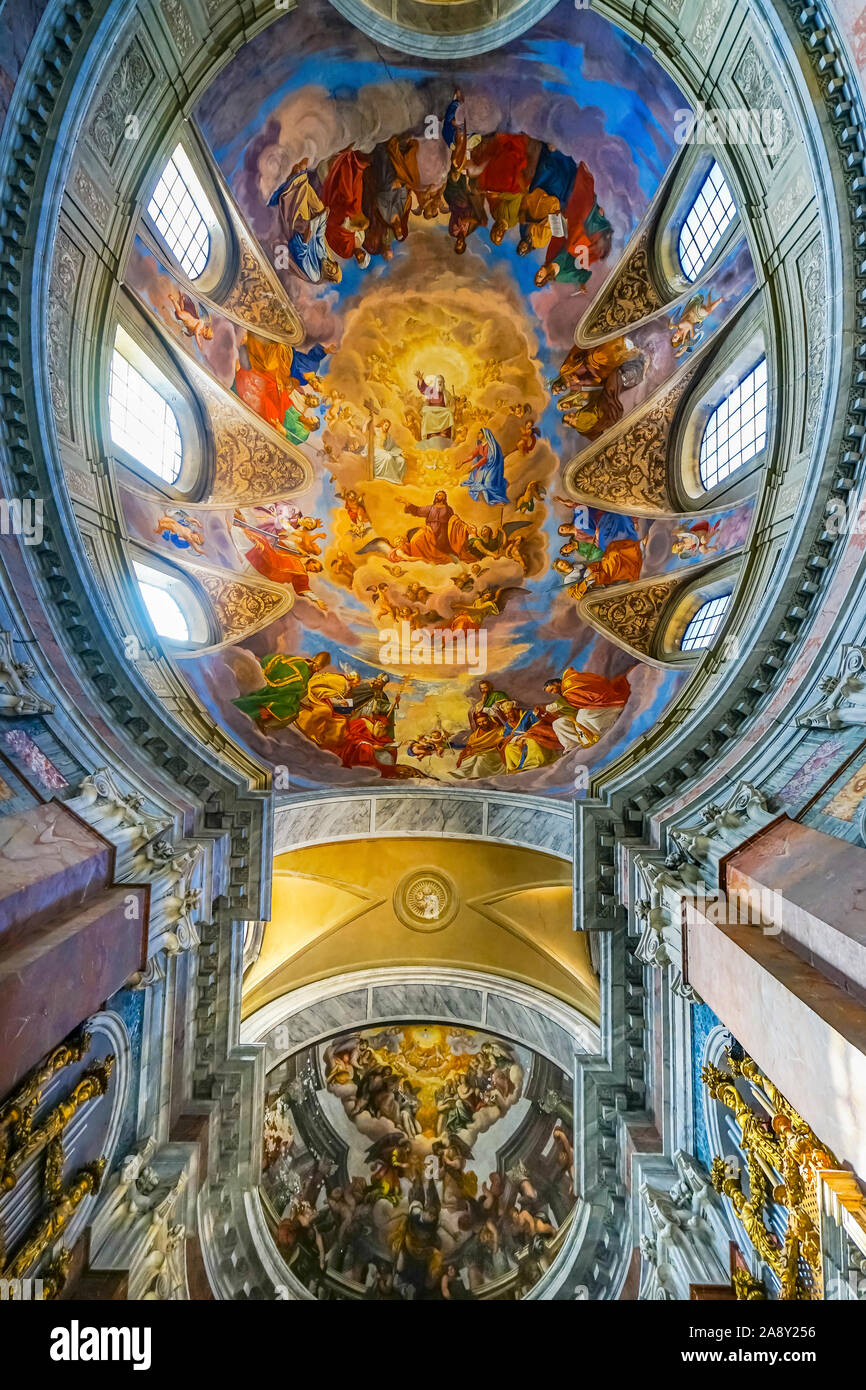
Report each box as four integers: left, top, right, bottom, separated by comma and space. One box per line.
261, 1023, 575, 1299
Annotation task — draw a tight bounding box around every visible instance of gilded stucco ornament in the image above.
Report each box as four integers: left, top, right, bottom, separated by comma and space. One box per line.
581, 579, 678, 656
576, 232, 664, 342
562, 352, 704, 514
704, 1053, 839, 1299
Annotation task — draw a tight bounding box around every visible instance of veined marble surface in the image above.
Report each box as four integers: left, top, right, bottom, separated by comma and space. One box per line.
274, 791, 573, 859
245, 966, 600, 1069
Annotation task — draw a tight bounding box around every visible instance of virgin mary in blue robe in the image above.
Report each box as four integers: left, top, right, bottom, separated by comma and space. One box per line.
461, 428, 509, 506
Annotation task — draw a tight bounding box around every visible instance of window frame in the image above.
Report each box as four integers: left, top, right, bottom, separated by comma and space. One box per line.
680, 593, 732, 652
677, 159, 737, 283
131, 556, 213, 650
698, 356, 768, 492
655, 148, 742, 301
109, 330, 184, 486
143, 140, 228, 294
672, 306, 770, 512
106, 306, 208, 500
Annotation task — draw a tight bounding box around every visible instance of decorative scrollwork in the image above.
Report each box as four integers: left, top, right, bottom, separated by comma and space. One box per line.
582, 579, 677, 655
198, 575, 287, 643
577, 231, 663, 339
704, 1053, 838, 1299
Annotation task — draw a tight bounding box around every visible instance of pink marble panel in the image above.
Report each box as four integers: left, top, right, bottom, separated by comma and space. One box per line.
686, 905, 866, 1181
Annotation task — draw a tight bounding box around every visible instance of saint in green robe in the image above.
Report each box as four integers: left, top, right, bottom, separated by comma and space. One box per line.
233, 654, 316, 729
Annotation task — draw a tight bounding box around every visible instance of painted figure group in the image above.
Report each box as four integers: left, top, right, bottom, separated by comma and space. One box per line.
263, 1033, 576, 1299
268, 95, 612, 288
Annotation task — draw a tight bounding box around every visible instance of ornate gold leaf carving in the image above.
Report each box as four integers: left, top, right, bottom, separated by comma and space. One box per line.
577, 231, 663, 341
219, 242, 300, 340
198, 575, 286, 642
583, 579, 676, 655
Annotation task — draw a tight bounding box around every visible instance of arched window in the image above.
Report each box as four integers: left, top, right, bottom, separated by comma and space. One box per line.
699, 357, 767, 490
132, 560, 210, 647
681, 594, 731, 652
109, 331, 183, 484
134, 562, 190, 640
678, 160, 736, 281
146, 144, 214, 280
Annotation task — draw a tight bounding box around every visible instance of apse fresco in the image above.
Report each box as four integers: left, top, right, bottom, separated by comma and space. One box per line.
119, 0, 757, 793
261, 1024, 576, 1299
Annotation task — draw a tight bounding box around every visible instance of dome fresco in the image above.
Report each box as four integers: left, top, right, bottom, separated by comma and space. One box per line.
118, 0, 757, 794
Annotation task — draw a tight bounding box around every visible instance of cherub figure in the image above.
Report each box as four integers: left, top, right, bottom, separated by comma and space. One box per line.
155, 508, 205, 553
671, 519, 722, 557
325, 390, 350, 425
329, 550, 356, 586
669, 290, 724, 357
515, 479, 546, 513
336, 488, 371, 536
168, 290, 213, 350
293, 516, 327, 557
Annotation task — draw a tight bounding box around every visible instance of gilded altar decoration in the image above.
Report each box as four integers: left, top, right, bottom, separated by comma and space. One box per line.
2, 1058, 114, 1188
0, 1033, 112, 1295
1, 1160, 106, 1282
703, 1051, 837, 1300
732, 1268, 767, 1300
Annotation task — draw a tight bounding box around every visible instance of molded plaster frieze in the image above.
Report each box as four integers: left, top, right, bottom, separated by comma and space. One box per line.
688, 0, 728, 61
241, 966, 601, 1069
636, 1150, 729, 1300
795, 644, 866, 730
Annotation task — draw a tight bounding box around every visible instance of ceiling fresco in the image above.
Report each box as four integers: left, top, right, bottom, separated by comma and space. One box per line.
262, 1023, 576, 1298
119, 0, 756, 794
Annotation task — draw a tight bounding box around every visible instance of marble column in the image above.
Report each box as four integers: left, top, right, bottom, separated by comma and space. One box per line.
685, 902, 866, 1181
